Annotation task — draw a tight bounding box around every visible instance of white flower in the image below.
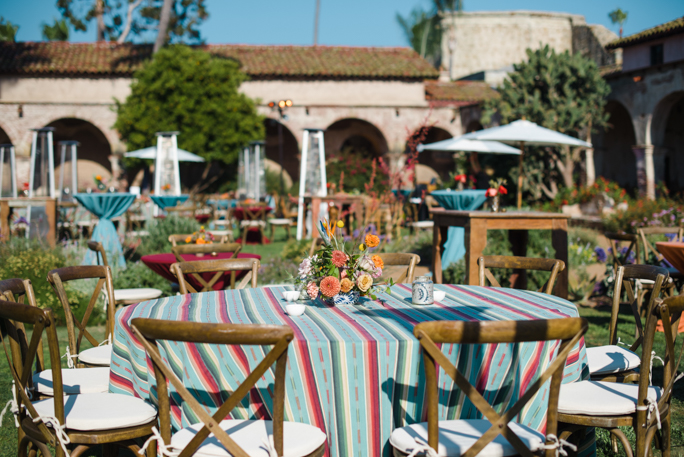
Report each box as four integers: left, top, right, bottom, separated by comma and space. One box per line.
298, 257, 313, 278
358, 255, 381, 278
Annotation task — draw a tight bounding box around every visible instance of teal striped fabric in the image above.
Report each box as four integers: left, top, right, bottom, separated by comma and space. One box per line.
110, 284, 590, 457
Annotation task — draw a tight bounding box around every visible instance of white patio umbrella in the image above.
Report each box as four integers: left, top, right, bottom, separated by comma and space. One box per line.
123, 147, 205, 162
417, 137, 521, 154
461, 120, 592, 208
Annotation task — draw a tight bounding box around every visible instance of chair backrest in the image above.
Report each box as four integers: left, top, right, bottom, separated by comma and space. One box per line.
0, 278, 46, 375
168, 233, 231, 247
171, 258, 260, 294
414, 318, 587, 457
607, 264, 668, 353
131, 318, 293, 457
377, 253, 420, 284
605, 232, 640, 269
241, 203, 268, 222
477, 255, 565, 295
653, 295, 684, 415
165, 204, 198, 217
47, 265, 116, 363
170, 242, 242, 263
87, 241, 110, 267
637, 226, 684, 265
0, 300, 67, 448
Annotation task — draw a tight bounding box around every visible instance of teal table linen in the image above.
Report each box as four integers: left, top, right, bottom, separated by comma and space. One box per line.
74, 193, 136, 269
430, 190, 487, 267
150, 194, 189, 210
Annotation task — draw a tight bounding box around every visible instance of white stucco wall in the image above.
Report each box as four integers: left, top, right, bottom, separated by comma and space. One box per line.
0, 76, 132, 104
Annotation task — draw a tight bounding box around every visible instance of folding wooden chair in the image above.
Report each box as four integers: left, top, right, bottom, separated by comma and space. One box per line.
130, 318, 326, 457
390, 318, 587, 457
0, 300, 156, 457
47, 265, 116, 368
171, 257, 260, 294
478, 255, 565, 295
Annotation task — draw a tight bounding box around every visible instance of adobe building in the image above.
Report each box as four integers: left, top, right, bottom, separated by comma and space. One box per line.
0, 42, 497, 188
594, 16, 684, 197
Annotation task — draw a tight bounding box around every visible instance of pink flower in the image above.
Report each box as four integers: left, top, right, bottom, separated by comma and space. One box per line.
331, 250, 348, 268
306, 282, 319, 299
320, 276, 341, 297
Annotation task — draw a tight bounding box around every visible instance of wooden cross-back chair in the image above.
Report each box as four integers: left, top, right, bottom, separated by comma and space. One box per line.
0, 300, 157, 457
390, 318, 587, 457
87, 241, 163, 305
165, 203, 199, 218
637, 226, 683, 295
168, 233, 232, 247
477, 255, 565, 295
0, 279, 111, 399
171, 258, 260, 294
268, 194, 296, 241
377, 253, 420, 284
606, 232, 640, 269
240, 203, 269, 245
47, 265, 116, 368
558, 294, 684, 457
171, 242, 242, 263
586, 264, 668, 383
130, 318, 326, 457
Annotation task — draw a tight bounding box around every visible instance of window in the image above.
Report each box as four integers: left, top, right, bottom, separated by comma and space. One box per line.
650, 44, 664, 66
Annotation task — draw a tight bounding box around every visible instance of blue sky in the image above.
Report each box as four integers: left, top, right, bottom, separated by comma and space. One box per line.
4, 0, 683, 46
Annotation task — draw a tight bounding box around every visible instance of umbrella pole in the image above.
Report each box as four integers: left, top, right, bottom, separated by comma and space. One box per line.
516, 142, 524, 209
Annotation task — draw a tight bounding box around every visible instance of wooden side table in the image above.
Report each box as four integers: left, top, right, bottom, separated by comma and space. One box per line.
431, 209, 570, 298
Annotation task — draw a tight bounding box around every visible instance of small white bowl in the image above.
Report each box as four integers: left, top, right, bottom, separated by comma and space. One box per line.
286, 303, 306, 316
283, 291, 300, 302
433, 290, 446, 302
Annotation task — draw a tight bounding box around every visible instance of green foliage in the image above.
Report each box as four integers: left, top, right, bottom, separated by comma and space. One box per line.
482, 45, 611, 201
113, 261, 173, 295
133, 213, 201, 257
396, 7, 442, 63
0, 17, 19, 42
115, 45, 264, 170
326, 152, 390, 194
603, 198, 684, 234
56, 0, 207, 43
42, 18, 70, 41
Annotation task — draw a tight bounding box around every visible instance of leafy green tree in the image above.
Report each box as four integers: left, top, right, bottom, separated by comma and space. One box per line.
0, 17, 19, 42
42, 19, 70, 41
608, 8, 628, 38
482, 45, 610, 199
114, 45, 264, 176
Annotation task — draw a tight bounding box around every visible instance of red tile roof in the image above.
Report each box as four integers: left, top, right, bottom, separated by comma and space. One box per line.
424, 80, 499, 106
0, 41, 439, 80
606, 16, 684, 49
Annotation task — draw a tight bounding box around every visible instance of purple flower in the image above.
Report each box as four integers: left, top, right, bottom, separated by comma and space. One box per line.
665, 233, 677, 242
594, 247, 607, 263
671, 215, 676, 222
13, 217, 28, 225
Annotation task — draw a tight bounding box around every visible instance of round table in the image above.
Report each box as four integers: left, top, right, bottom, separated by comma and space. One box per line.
141, 252, 261, 290
430, 190, 487, 267
74, 192, 136, 269
109, 284, 588, 457
149, 195, 189, 210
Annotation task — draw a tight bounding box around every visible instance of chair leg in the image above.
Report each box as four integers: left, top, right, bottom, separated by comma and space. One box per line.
285, 224, 291, 240
242, 226, 248, 245
270, 224, 275, 242
661, 412, 671, 457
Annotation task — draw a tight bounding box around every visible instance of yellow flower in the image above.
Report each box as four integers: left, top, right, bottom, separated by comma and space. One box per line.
359, 244, 366, 252
340, 278, 353, 293
356, 273, 373, 292
336, 220, 344, 228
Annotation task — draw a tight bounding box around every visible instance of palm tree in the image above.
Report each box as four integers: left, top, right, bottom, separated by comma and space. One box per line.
608, 8, 628, 38
42, 19, 70, 41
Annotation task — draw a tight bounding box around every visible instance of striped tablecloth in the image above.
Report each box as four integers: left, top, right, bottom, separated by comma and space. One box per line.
110, 284, 589, 457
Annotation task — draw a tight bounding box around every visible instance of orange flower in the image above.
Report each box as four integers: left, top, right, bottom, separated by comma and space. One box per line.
331, 250, 348, 268
196, 238, 207, 245
95, 175, 102, 181
185, 236, 192, 243
371, 255, 384, 269
320, 276, 341, 297
340, 278, 353, 293
365, 234, 379, 248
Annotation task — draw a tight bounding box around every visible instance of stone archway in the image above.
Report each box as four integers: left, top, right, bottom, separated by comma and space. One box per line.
412, 126, 454, 181
651, 91, 684, 192
45, 118, 113, 191
325, 118, 389, 157
264, 118, 300, 184
0, 125, 11, 145
593, 101, 637, 190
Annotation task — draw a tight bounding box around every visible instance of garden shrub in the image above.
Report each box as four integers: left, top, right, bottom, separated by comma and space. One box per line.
326, 151, 390, 194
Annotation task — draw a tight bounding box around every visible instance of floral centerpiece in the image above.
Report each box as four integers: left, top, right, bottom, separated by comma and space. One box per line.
185, 226, 215, 245
485, 178, 507, 212
94, 174, 106, 191
296, 219, 392, 305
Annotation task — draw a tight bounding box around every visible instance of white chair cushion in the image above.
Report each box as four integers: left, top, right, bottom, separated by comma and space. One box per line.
269, 218, 293, 225
410, 221, 435, 228
558, 381, 662, 416
240, 220, 266, 227
390, 419, 545, 457
114, 288, 163, 302
33, 367, 110, 395
79, 345, 112, 366
170, 419, 326, 457
32, 393, 156, 431
586, 345, 641, 375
